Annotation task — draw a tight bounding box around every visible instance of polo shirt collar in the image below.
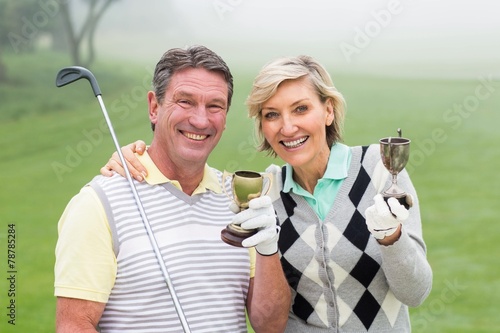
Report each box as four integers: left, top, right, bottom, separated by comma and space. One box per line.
282, 142, 350, 193
138, 151, 222, 195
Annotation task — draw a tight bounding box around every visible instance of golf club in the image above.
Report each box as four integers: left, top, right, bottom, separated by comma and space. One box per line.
56, 66, 191, 333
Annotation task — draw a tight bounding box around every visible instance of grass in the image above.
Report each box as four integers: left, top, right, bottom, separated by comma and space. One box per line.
0, 51, 499, 332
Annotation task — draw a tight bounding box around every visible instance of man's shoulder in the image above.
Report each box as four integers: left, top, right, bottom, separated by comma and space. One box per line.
88, 173, 138, 190
207, 166, 223, 175
206, 165, 224, 181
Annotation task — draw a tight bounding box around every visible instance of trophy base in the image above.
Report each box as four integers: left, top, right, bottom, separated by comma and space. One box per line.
221, 223, 258, 247
382, 193, 412, 210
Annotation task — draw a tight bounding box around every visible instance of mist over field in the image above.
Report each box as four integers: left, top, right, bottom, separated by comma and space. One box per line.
87, 0, 500, 78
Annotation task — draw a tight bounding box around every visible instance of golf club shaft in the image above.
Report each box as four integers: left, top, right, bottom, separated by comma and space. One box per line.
96, 95, 192, 333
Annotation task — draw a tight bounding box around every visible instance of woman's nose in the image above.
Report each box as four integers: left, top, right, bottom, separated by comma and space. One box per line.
280, 116, 297, 135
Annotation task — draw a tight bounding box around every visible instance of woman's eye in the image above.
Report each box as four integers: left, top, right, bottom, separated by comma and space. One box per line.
263, 111, 279, 119
296, 105, 308, 113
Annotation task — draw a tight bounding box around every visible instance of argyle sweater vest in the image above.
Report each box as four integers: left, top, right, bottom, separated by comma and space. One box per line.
89, 171, 250, 333
275, 145, 411, 332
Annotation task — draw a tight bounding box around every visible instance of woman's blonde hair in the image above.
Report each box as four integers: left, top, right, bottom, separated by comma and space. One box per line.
246, 55, 346, 157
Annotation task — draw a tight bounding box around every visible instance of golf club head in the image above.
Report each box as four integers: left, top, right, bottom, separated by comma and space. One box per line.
55, 66, 102, 97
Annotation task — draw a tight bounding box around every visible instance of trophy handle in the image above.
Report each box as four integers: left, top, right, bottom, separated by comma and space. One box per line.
388, 136, 394, 173
260, 173, 273, 197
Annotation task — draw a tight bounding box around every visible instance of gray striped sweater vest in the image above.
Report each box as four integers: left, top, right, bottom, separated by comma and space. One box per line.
89, 170, 251, 333
276, 145, 411, 332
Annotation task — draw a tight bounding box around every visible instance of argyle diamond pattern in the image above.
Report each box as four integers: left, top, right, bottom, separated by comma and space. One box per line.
277, 146, 402, 330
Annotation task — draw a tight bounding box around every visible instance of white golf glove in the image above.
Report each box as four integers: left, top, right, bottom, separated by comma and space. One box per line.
230, 196, 280, 256
365, 194, 411, 240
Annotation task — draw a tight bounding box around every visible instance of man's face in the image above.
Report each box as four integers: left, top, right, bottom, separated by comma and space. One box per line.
149, 67, 228, 166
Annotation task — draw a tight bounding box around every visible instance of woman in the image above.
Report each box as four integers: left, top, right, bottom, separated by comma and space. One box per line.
102, 55, 432, 332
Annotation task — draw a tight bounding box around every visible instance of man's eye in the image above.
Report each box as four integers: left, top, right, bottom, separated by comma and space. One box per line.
177, 100, 193, 108
208, 105, 225, 113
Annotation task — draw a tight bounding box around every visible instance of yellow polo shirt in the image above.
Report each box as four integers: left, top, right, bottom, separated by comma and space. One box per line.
55, 152, 255, 303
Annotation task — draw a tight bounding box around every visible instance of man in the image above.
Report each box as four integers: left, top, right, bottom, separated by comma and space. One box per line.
55, 45, 290, 333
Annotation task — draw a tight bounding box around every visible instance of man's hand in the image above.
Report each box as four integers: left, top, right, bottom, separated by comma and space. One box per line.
365, 194, 411, 240
231, 196, 279, 256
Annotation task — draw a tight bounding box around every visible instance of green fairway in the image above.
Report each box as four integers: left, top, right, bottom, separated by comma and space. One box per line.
0, 51, 498, 332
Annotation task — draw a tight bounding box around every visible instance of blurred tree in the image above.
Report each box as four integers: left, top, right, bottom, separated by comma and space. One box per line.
0, 0, 44, 53
0, 0, 6, 82
60, 0, 120, 67
0, 48, 5, 82
0, 0, 120, 81
0, 0, 44, 81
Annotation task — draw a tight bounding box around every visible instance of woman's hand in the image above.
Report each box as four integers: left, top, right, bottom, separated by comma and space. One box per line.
365, 194, 410, 245
100, 140, 148, 181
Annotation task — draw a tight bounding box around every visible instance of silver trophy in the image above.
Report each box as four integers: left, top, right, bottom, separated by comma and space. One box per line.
221, 170, 272, 247
379, 129, 413, 209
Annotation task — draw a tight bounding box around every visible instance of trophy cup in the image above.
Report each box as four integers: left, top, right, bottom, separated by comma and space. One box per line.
221, 170, 272, 247
379, 129, 413, 209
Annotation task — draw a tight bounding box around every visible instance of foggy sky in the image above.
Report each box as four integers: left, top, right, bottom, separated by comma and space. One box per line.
90, 0, 500, 78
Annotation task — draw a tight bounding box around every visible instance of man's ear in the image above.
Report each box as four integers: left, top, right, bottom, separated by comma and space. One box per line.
148, 91, 159, 124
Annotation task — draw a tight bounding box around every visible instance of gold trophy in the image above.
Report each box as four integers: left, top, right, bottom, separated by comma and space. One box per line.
221, 170, 272, 247
380, 129, 413, 209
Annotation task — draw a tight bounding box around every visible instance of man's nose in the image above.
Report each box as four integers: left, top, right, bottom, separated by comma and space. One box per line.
189, 106, 210, 128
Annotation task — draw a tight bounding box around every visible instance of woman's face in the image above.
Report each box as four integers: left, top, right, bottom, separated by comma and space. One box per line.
261, 77, 334, 170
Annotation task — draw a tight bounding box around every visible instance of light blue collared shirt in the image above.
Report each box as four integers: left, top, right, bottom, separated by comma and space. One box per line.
282, 143, 352, 220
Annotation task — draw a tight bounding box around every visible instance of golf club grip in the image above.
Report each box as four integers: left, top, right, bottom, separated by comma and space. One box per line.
55, 66, 102, 96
